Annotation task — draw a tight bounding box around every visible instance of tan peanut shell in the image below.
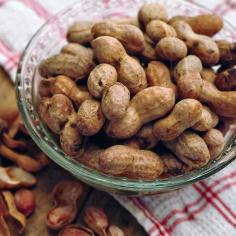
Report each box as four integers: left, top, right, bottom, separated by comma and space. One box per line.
101, 82, 130, 120
200, 68, 216, 83
67, 21, 93, 44
38, 94, 74, 134
155, 37, 188, 62
138, 3, 168, 26
172, 21, 219, 65
118, 55, 147, 94
91, 22, 145, 54
200, 80, 236, 118
141, 34, 157, 61
173, 55, 203, 99
77, 99, 105, 136
92, 36, 126, 66
87, 64, 117, 98
164, 130, 210, 168
61, 43, 94, 60
99, 145, 164, 180
105, 86, 175, 139
39, 75, 92, 106
146, 20, 176, 43
153, 99, 202, 141
39, 53, 95, 80
60, 113, 84, 157
202, 129, 225, 159
169, 14, 223, 36
160, 152, 188, 176
216, 40, 236, 66
124, 123, 158, 150
215, 67, 236, 91
146, 61, 177, 94
192, 106, 219, 131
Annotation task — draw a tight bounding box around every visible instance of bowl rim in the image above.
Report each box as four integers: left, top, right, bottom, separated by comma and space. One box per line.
16, 0, 236, 192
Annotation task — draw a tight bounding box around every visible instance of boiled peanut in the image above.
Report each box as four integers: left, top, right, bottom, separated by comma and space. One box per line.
87, 64, 117, 98
124, 123, 158, 150
141, 34, 157, 61
60, 113, 84, 157
92, 21, 145, 54
172, 21, 219, 65
146, 20, 176, 42
146, 61, 177, 93
77, 99, 105, 136
99, 145, 164, 180
39, 53, 95, 80
155, 37, 188, 62
101, 82, 130, 120
173, 55, 203, 99
202, 128, 225, 159
200, 80, 236, 117
200, 68, 216, 83
169, 14, 223, 36
153, 99, 202, 141
39, 75, 92, 106
105, 86, 175, 139
164, 130, 210, 168
138, 3, 168, 26
38, 94, 74, 134
215, 67, 236, 91
192, 106, 219, 131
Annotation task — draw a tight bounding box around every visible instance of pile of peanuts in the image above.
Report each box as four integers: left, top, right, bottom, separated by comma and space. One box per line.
38, 3, 236, 181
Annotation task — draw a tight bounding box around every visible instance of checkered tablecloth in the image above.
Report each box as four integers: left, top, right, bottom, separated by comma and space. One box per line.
1, 1, 236, 236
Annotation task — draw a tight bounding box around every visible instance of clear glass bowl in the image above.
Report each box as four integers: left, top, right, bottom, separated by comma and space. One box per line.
16, 0, 236, 195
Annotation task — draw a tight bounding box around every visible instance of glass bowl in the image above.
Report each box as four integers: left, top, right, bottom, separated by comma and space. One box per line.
16, 0, 236, 195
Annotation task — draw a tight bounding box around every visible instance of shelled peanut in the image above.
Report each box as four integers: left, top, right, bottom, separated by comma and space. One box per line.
37, 2, 235, 181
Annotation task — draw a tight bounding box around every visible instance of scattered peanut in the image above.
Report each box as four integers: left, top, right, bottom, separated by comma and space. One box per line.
83, 207, 108, 236
141, 34, 156, 61
59, 225, 95, 236
14, 189, 36, 217
0, 167, 37, 189
107, 225, 125, 236
46, 181, 83, 230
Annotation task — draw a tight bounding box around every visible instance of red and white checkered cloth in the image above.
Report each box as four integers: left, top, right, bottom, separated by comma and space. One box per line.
1, 0, 236, 235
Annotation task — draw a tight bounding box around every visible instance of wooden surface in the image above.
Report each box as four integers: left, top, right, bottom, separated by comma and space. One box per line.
24, 164, 147, 236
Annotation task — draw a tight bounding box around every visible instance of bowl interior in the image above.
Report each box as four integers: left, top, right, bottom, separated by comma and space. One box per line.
16, 0, 236, 195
